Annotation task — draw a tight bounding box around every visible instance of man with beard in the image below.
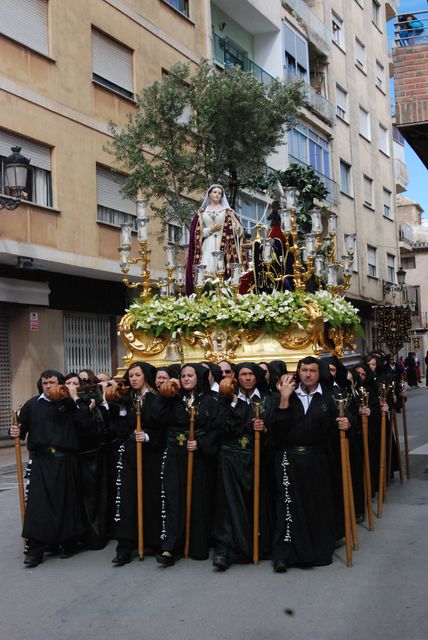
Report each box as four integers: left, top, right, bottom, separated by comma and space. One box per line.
10, 369, 85, 567
268, 357, 350, 572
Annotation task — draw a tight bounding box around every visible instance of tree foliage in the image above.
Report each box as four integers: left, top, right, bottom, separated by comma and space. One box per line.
109, 60, 306, 233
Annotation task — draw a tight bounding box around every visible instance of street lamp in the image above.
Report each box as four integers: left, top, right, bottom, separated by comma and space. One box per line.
383, 265, 407, 299
0, 147, 31, 211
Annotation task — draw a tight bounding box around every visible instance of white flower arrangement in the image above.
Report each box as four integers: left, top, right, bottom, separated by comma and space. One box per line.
127, 289, 361, 337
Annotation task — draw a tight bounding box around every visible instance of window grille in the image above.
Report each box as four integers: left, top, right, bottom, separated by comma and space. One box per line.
64, 313, 112, 375
0, 311, 12, 437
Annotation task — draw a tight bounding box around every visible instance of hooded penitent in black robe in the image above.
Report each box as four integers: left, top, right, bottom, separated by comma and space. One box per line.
213, 363, 272, 561
74, 400, 111, 549
268, 388, 340, 567
157, 365, 219, 560
109, 389, 164, 552
18, 395, 85, 547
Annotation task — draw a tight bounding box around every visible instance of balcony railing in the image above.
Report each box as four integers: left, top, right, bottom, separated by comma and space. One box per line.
283, 0, 331, 57
284, 68, 334, 124
392, 12, 428, 48
212, 33, 275, 87
288, 154, 340, 206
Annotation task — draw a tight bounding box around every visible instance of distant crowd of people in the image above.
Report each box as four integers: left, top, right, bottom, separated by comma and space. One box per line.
10, 351, 410, 572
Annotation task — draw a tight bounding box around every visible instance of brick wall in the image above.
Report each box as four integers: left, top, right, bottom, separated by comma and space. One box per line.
393, 44, 428, 126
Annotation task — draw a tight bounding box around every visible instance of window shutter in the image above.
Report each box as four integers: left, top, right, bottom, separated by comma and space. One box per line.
96, 166, 135, 215
92, 30, 133, 94
0, 0, 48, 55
0, 130, 51, 171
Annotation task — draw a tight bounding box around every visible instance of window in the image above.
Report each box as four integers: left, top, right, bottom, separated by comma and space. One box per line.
168, 222, 190, 246
379, 124, 390, 156
336, 85, 348, 121
64, 313, 112, 374
363, 175, 373, 207
96, 165, 136, 228
402, 256, 416, 270
0, 0, 49, 56
383, 188, 392, 218
359, 106, 371, 140
283, 22, 309, 81
355, 38, 366, 72
163, 0, 189, 17
288, 123, 330, 177
0, 130, 52, 207
236, 194, 269, 234
372, 1, 381, 28
375, 60, 385, 91
367, 245, 377, 277
340, 160, 352, 196
92, 29, 134, 99
332, 13, 345, 49
387, 254, 396, 283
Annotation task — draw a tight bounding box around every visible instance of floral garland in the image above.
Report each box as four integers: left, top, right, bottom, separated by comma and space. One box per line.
127, 289, 361, 337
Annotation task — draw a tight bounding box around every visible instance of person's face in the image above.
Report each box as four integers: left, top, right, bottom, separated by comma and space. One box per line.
97, 373, 110, 382
238, 367, 257, 392
259, 363, 270, 382
181, 367, 197, 391
65, 376, 80, 390
209, 187, 223, 205
355, 367, 366, 381
367, 358, 377, 372
329, 364, 337, 378
42, 376, 59, 395
79, 371, 89, 383
219, 361, 235, 380
299, 364, 320, 391
128, 366, 145, 390
155, 370, 170, 391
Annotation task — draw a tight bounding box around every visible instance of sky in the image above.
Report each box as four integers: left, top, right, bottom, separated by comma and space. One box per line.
390, 1, 428, 216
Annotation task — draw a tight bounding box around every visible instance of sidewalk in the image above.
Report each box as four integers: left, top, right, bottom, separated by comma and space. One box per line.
0, 442, 28, 469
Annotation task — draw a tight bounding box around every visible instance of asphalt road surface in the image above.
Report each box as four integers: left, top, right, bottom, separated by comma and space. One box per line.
1, 388, 427, 640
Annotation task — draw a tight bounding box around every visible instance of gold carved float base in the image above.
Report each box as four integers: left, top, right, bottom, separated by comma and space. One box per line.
117, 310, 357, 376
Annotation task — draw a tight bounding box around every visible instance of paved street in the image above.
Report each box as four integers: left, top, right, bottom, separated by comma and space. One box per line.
1, 389, 427, 640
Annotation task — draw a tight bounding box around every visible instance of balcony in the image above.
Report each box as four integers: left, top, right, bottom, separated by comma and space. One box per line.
394, 158, 408, 194
392, 12, 428, 168
283, 0, 331, 58
212, 33, 275, 86
284, 68, 334, 125
385, 0, 398, 23
288, 154, 340, 206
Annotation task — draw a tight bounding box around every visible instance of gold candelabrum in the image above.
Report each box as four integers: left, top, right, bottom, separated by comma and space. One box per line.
260, 186, 357, 295
118, 199, 189, 301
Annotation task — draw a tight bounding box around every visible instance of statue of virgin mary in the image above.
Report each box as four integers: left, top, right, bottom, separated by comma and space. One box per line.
185, 184, 243, 294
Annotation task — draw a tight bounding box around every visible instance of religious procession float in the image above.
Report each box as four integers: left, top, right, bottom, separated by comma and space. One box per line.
116, 183, 361, 373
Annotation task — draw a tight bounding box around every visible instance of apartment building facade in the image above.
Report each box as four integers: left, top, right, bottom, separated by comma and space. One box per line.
0, 0, 402, 432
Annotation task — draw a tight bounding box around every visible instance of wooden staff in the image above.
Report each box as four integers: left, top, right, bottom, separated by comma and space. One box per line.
401, 395, 411, 480
336, 394, 353, 567
12, 410, 25, 529
377, 385, 387, 518
393, 409, 404, 483
135, 399, 144, 560
184, 404, 196, 559
359, 389, 374, 531
253, 402, 261, 565
345, 435, 359, 551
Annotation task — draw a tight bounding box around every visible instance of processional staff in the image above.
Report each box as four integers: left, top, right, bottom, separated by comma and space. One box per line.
12, 410, 25, 531
400, 381, 411, 480
388, 382, 404, 484
359, 388, 374, 531
252, 401, 262, 566
333, 391, 358, 567
135, 398, 144, 560
377, 383, 388, 518
184, 404, 197, 559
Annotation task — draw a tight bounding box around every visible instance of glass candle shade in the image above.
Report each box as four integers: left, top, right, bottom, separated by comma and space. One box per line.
175, 265, 185, 285
314, 255, 324, 277
344, 233, 356, 256
119, 246, 130, 270
305, 234, 316, 257
120, 223, 132, 247
327, 264, 338, 287
284, 186, 298, 209
328, 213, 337, 235
212, 250, 225, 273
280, 208, 292, 234
230, 263, 242, 286
136, 199, 148, 219
310, 208, 323, 234
137, 217, 148, 242
262, 238, 274, 263
343, 255, 354, 276
164, 245, 176, 268
194, 264, 207, 286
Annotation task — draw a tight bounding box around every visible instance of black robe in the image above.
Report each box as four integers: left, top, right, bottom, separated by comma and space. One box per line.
213, 393, 272, 560
109, 392, 164, 551
268, 390, 339, 567
18, 395, 85, 545
157, 392, 219, 560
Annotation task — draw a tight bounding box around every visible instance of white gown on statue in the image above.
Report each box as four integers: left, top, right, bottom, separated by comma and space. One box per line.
200, 208, 227, 275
